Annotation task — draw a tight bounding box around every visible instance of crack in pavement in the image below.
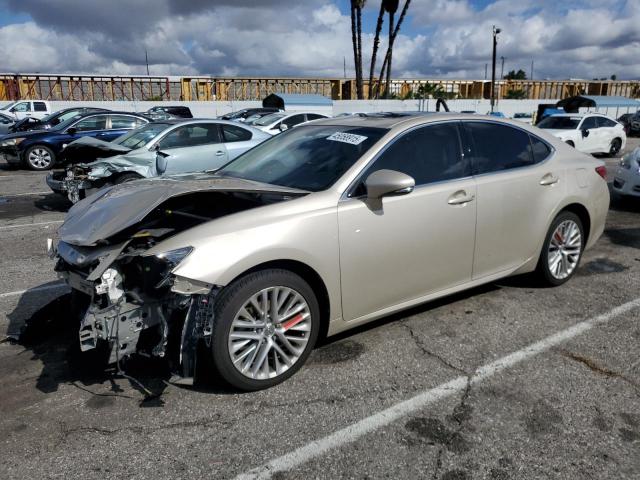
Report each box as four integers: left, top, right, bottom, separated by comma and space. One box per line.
559, 349, 640, 394
400, 322, 470, 376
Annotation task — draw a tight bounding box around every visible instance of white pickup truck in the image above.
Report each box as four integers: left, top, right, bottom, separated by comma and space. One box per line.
0, 100, 51, 120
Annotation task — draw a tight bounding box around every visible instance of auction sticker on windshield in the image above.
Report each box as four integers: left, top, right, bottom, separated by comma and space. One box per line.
326, 132, 368, 145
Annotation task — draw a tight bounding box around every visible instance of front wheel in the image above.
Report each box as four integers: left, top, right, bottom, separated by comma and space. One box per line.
24, 145, 55, 170
210, 269, 320, 391
114, 172, 142, 184
608, 138, 622, 157
535, 212, 584, 286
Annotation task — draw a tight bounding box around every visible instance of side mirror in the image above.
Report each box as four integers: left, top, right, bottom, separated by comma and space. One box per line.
365, 169, 415, 200
581, 129, 589, 138
66, 127, 77, 135
278, 123, 288, 132
156, 150, 170, 174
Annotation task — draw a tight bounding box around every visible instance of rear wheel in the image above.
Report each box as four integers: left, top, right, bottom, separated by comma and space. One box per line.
535, 212, 584, 286
608, 138, 622, 157
24, 145, 55, 170
210, 269, 320, 391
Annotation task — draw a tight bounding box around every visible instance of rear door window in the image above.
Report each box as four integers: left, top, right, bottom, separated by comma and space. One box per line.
34, 102, 47, 112
109, 115, 141, 129
464, 122, 534, 174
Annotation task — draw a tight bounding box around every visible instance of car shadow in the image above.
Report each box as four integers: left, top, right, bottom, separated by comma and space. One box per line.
0, 193, 70, 221
6, 288, 172, 407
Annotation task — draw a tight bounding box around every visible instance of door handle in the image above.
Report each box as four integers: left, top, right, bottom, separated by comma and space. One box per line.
215, 151, 225, 156
539, 173, 559, 186
448, 190, 475, 205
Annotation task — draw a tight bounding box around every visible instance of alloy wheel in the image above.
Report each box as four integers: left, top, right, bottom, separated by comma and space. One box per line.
547, 220, 582, 280
610, 139, 621, 156
228, 286, 312, 380
28, 148, 52, 169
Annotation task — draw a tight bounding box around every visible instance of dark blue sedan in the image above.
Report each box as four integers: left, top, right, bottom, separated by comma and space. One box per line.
0, 111, 148, 170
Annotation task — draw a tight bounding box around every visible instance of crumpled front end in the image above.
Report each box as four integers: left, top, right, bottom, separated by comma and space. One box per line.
52, 233, 217, 384
60, 156, 153, 204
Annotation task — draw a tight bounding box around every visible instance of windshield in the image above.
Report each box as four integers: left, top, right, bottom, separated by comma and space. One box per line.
254, 113, 286, 126
218, 125, 387, 191
0, 102, 16, 111
42, 109, 86, 126
53, 114, 87, 131
538, 116, 581, 129
113, 122, 171, 149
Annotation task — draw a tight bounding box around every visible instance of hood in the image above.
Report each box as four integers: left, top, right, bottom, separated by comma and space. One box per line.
80, 150, 154, 178
1, 128, 51, 140
59, 174, 307, 246
61, 137, 132, 165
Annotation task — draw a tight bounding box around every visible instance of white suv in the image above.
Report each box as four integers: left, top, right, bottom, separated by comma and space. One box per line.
537, 113, 626, 156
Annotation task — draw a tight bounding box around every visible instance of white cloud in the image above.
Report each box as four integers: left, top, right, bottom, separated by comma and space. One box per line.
0, 0, 638, 80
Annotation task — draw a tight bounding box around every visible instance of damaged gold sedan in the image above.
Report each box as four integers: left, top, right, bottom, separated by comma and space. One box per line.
50, 114, 609, 390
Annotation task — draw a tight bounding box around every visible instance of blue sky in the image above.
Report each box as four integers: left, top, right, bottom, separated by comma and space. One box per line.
0, 0, 638, 80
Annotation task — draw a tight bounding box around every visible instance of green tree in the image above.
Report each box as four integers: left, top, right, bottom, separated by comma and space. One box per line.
505, 89, 527, 99
504, 69, 527, 80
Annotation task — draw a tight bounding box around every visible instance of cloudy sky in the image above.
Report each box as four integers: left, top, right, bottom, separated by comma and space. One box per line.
0, 0, 638, 80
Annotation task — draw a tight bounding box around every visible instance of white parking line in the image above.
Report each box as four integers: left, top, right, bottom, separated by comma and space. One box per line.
0, 191, 51, 197
0, 220, 63, 230
0, 283, 68, 299
235, 297, 640, 480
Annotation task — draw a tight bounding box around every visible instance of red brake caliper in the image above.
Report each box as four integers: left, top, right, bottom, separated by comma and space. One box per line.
282, 313, 305, 331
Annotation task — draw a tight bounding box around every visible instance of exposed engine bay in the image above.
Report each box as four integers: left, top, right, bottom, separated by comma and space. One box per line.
52, 186, 303, 384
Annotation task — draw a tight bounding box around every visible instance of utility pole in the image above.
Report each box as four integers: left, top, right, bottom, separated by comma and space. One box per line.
490, 25, 501, 112
484, 63, 487, 80
530, 60, 534, 81
343, 56, 347, 79
145, 49, 150, 76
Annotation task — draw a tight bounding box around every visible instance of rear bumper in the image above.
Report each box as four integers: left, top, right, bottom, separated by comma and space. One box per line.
612, 168, 640, 197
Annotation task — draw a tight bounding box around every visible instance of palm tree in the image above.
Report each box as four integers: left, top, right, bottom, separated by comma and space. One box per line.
376, 0, 411, 98
368, 2, 385, 99
350, 0, 366, 99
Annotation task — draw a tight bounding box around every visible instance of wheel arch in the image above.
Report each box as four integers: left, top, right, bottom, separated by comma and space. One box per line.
559, 202, 591, 245
227, 259, 332, 341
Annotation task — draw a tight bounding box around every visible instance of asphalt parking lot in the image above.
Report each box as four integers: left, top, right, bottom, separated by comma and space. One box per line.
0, 139, 639, 480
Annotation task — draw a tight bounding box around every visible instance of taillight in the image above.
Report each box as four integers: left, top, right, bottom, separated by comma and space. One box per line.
595, 166, 607, 180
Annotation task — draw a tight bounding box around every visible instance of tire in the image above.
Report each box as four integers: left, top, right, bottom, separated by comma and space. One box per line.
565, 140, 575, 148
535, 211, 585, 286
114, 173, 142, 184
24, 145, 55, 170
608, 138, 622, 157
209, 269, 320, 391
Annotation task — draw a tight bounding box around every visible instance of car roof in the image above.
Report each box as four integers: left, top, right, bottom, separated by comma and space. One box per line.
548, 113, 608, 118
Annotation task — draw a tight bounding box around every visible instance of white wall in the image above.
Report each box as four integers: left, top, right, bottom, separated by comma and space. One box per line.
47, 99, 639, 119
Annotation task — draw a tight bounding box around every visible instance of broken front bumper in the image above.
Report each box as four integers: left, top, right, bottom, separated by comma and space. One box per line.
46, 170, 94, 202
54, 239, 217, 384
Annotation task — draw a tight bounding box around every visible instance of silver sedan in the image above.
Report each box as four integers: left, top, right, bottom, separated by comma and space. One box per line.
52, 113, 609, 390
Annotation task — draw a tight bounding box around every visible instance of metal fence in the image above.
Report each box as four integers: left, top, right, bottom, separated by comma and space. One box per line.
1, 73, 639, 102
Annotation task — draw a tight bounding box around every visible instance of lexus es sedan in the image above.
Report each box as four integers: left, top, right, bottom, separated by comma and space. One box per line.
50, 113, 609, 391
